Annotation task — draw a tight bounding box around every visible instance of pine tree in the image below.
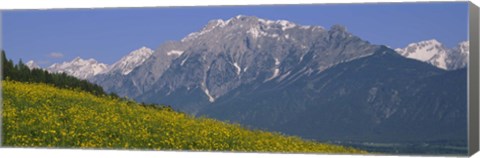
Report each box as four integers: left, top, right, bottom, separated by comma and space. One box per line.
2, 51, 14, 80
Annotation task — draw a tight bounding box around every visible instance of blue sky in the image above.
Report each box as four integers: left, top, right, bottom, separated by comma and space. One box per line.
2, 2, 469, 66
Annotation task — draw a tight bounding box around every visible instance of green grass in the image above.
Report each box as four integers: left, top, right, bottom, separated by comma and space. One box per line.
2, 81, 365, 154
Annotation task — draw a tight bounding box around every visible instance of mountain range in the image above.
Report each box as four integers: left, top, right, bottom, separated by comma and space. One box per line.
26, 15, 469, 153
26, 47, 154, 80
27, 38, 469, 80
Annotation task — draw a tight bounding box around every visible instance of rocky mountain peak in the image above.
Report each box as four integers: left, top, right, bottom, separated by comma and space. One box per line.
395, 39, 469, 70
330, 24, 347, 32
108, 47, 154, 75
72, 56, 83, 62
181, 15, 322, 42
47, 57, 109, 79
457, 41, 469, 54
25, 60, 40, 70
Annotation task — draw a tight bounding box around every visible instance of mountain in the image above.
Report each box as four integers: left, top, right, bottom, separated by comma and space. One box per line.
201, 47, 466, 144
447, 41, 469, 70
90, 47, 156, 97
47, 57, 109, 79
94, 15, 380, 102
25, 60, 40, 70
107, 46, 154, 75
89, 15, 467, 153
395, 39, 469, 70
46, 47, 153, 80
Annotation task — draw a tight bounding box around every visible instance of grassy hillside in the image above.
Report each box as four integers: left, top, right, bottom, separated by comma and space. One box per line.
2, 81, 365, 154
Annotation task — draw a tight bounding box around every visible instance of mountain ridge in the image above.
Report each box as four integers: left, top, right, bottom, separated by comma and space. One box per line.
30, 16, 469, 81
107, 46, 154, 75
46, 57, 109, 79
35, 47, 154, 80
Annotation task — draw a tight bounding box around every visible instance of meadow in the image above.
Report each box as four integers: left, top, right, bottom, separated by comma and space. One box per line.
2, 81, 365, 154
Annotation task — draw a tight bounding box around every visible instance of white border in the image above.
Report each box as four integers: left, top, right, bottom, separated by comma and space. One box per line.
0, 0, 474, 10
0, 148, 467, 158
0, 0, 477, 158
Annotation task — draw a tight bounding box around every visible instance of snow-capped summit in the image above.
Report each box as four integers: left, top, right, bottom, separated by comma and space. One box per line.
102, 15, 375, 103
446, 41, 469, 70
47, 57, 109, 79
395, 39, 448, 69
395, 39, 469, 70
44, 47, 153, 80
181, 15, 324, 42
25, 60, 40, 70
457, 41, 469, 54
108, 47, 154, 75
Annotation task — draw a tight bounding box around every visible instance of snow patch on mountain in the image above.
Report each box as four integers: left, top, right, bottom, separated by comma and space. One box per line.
277, 20, 296, 31
167, 50, 184, 56
233, 62, 241, 75
265, 58, 282, 81
201, 82, 215, 102
246, 27, 281, 39
274, 58, 280, 66
247, 27, 263, 39
204, 88, 215, 103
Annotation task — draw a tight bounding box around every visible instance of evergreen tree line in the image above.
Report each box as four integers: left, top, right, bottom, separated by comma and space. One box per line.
1, 50, 118, 98
1, 50, 177, 112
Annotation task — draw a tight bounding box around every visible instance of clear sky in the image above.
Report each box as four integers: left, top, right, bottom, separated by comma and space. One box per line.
2, 2, 469, 67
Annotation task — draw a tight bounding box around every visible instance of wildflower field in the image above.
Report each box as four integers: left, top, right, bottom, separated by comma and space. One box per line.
2, 81, 365, 154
